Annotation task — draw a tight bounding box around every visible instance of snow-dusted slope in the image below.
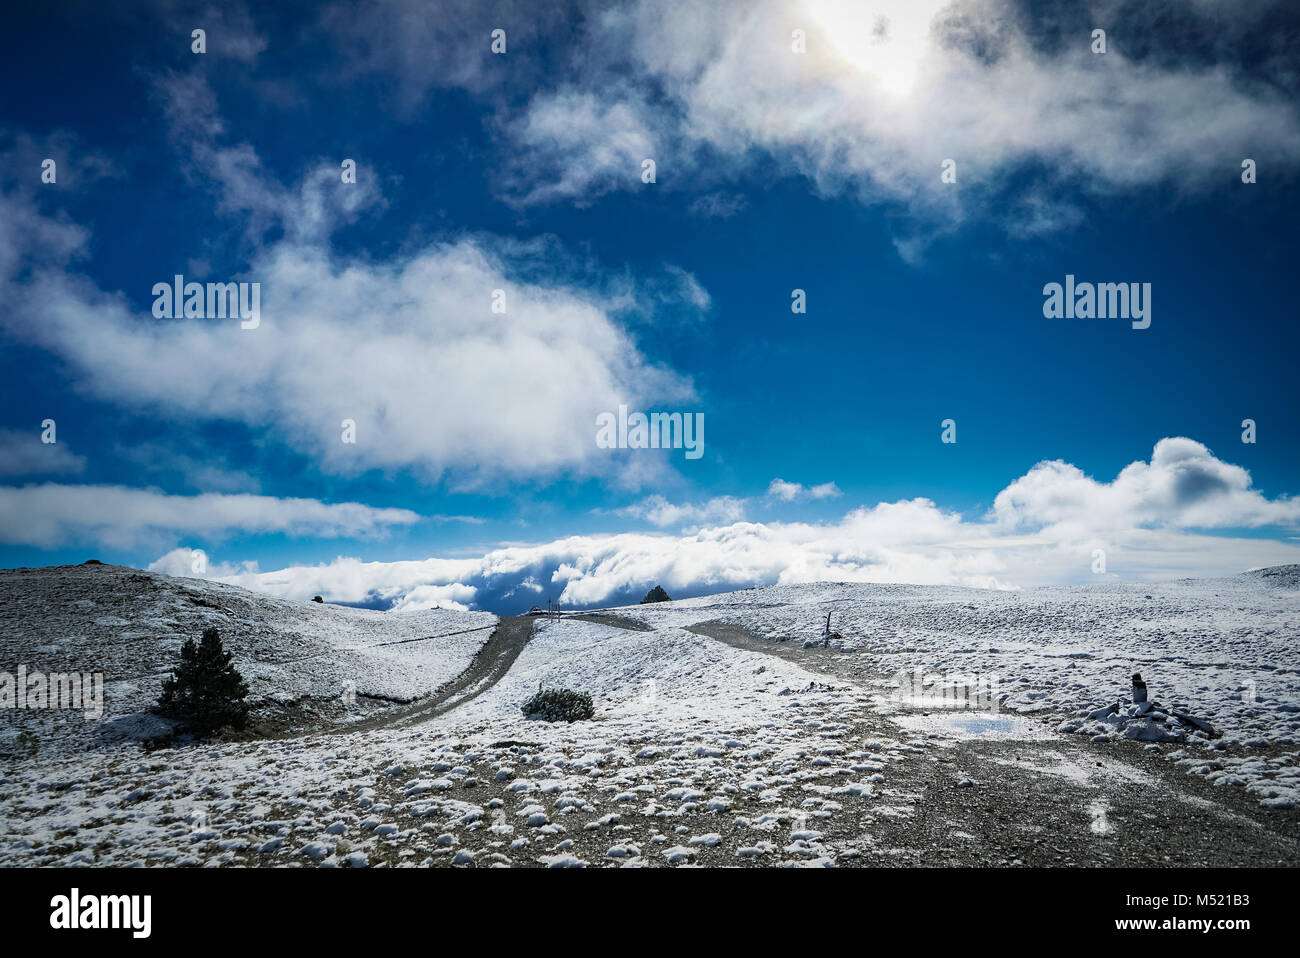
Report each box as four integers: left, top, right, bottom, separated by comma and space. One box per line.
610, 574, 1300, 744
432, 617, 853, 733
0, 618, 885, 867
608, 571, 1300, 807
1, 568, 1296, 867
0, 564, 495, 756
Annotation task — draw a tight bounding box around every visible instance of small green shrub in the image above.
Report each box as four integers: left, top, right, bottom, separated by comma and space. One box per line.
521, 687, 595, 722
640, 585, 671, 604
312, 595, 324, 603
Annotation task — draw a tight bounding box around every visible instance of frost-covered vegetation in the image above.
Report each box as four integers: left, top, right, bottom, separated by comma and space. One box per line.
521, 688, 595, 722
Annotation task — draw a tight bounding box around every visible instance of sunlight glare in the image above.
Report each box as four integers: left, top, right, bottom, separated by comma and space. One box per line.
803, 0, 949, 96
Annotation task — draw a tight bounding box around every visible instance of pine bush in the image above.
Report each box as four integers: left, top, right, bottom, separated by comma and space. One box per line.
157, 627, 250, 736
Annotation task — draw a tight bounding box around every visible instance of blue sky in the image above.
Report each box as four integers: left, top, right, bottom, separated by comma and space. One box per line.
2, 0, 1299, 611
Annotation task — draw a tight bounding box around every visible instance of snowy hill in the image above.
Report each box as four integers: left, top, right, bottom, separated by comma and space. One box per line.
0, 614, 886, 868
0, 563, 495, 757
605, 572, 1300, 749
0, 566, 1296, 868
1244, 564, 1300, 588
598, 570, 1300, 810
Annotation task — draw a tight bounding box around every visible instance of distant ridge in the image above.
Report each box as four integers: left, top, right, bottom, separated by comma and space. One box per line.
1243, 564, 1300, 587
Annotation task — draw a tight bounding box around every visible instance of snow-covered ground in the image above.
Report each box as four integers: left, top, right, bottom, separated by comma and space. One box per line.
0, 619, 888, 867
0, 564, 495, 756
1, 566, 1296, 867
606, 569, 1300, 809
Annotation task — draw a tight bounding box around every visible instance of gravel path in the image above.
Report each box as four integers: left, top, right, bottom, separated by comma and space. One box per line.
569, 612, 1300, 866
334, 616, 536, 734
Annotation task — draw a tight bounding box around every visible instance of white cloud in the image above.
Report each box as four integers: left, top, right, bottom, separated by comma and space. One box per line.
0, 430, 86, 478
0, 130, 119, 196
659, 264, 711, 313
992, 437, 1300, 532
148, 546, 257, 579
616, 493, 747, 526
767, 478, 842, 502
186, 553, 485, 605
154, 72, 385, 243
612, 481, 841, 530
0, 76, 704, 489
501, 86, 683, 206
0, 485, 418, 549
0, 232, 694, 486
176, 440, 1300, 608
496, 0, 1300, 248
389, 583, 480, 612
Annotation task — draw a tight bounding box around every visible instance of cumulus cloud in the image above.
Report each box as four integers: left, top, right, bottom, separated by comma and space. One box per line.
616, 493, 747, 526
992, 437, 1300, 532
0, 485, 418, 549
612, 481, 840, 530
0, 76, 704, 488
0, 230, 694, 485
151, 545, 480, 611
767, 478, 842, 502
390, 583, 481, 612
493, 0, 1300, 248
147, 546, 257, 579
175, 553, 485, 605
171, 440, 1300, 608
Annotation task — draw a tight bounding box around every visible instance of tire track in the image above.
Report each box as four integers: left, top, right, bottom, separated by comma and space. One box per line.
333, 616, 536, 733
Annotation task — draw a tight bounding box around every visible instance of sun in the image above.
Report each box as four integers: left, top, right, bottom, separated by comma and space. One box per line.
803, 0, 949, 96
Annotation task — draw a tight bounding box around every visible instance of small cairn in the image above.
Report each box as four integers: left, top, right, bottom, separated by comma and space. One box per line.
1056, 671, 1218, 744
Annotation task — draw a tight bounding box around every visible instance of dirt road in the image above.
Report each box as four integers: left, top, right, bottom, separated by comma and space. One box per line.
332, 616, 536, 734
